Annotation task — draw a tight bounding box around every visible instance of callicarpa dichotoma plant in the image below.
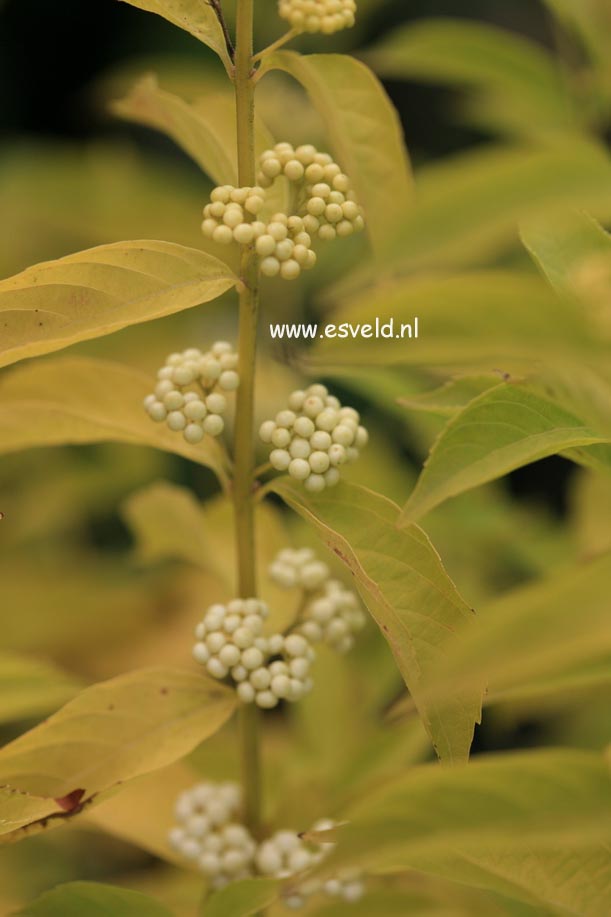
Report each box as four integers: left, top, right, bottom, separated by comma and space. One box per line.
1, 0, 611, 915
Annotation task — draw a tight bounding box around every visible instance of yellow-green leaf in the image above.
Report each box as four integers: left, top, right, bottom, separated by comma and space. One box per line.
118, 0, 231, 72
203, 879, 280, 917
112, 76, 287, 215
0, 357, 227, 482
0, 666, 236, 841
259, 52, 412, 255
321, 750, 611, 916
398, 374, 508, 417
521, 211, 611, 300
0, 240, 237, 368
271, 480, 482, 763
16, 881, 173, 917
415, 552, 611, 708
401, 382, 611, 523
123, 480, 209, 568
0, 653, 81, 725
382, 143, 611, 272
366, 19, 576, 139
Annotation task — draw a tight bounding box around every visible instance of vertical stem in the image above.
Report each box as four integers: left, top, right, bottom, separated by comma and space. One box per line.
232, 0, 263, 838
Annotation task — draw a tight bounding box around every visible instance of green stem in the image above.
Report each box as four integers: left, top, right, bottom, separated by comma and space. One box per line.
233, 0, 263, 839
252, 27, 300, 64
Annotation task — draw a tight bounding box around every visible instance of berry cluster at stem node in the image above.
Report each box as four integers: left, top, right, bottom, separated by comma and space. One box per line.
260, 383, 368, 490
193, 599, 315, 708
169, 789, 366, 909
278, 0, 357, 34
144, 342, 239, 443
168, 782, 256, 889
270, 547, 366, 652
256, 819, 365, 909
201, 142, 364, 282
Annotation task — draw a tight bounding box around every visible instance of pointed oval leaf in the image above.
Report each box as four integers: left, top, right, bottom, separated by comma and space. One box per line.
259, 52, 412, 255
203, 879, 280, 917
16, 881, 173, 917
0, 240, 237, 368
401, 382, 611, 524
0, 357, 228, 482
118, 0, 232, 71
317, 749, 611, 917
270, 480, 482, 763
0, 666, 235, 841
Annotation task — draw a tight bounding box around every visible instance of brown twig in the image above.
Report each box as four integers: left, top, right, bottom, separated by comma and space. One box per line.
206, 0, 235, 63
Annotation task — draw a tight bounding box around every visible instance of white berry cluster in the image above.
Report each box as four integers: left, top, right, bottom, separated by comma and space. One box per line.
144, 343, 239, 444
201, 143, 364, 282
256, 819, 364, 909
269, 548, 366, 653
168, 782, 256, 889
260, 384, 368, 491
193, 599, 315, 709
278, 0, 357, 34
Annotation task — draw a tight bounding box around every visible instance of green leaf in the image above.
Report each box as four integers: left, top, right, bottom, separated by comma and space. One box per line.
366, 18, 575, 139
398, 374, 508, 417
401, 382, 611, 524
271, 480, 482, 763
325, 749, 611, 916
0, 666, 235, 841
0, 357, 228, 482
112, 77, 287, 214
202, 879, 280, 917
382, 143, 611, 272
16, 881, 173, 916
521, 211, 611, 298
0, 653, 81, 725
259, 52, 412, 255
118, 0, 232, 72
0, 240, 237, 368
308, 271, 602, 374
418, 552, 611, 707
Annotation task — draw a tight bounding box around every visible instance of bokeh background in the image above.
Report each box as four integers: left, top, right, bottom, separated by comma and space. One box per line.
1, 1, 609, 913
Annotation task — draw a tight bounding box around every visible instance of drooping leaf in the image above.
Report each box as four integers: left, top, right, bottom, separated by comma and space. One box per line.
202, 878, 280, 917
0, 666, 235, 841
259, 52, 412, 255
0, 653, 81, 725
112, 76, 287, 215
0, 357, 228, 483
0, 240, 237, 368
117, 0, 232, 72
16, 881, 173, 917
321, 749, 611, 916
270, 480, 482, 763
401, 382, 611, 524
366, 19, 576, 139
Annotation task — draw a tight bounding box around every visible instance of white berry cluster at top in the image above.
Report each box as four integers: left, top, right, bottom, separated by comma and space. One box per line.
169, 785, 365, 908
192, 598, 315, 709
270, 548, 366, 653
201, 142, 365, 281
256, 819, 364, 909
260, 383, 368, 491
144, 342, 239, 444
278, 0, 357, 34
168, 782, 256, 890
